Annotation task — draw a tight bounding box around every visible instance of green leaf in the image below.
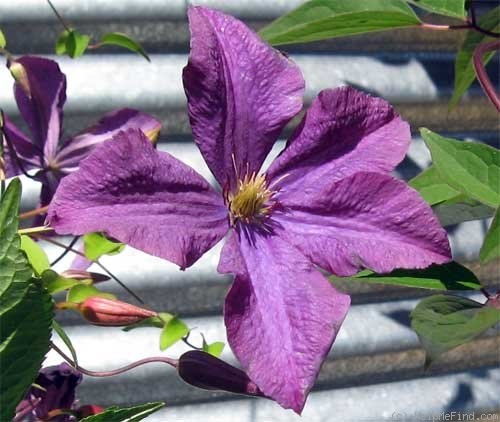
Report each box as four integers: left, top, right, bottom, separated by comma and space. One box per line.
409, 165, 495, 225
20, 235, 50, 276
122, 315, 166, 332
81, 402, 164, 422
55, 29, 90, 58
0, 29, 6, 48
55, 29, 70, 55
202, 341, 225, 357
1, 283, 54, 421
98, 32, 150, 61
411, 294, 500, 366
406, 0, 466, 18
42, 269, 80, 294
0, 179, 31, 313
421, 128, 500, 208
451, 6, 500, 107
433, 201, 495, 226
333, 261, 481, 290
480, 207, 500, 263
52, 319, 78, 365
84, 232, 125, 261
66, 284, 115, 304
409, 166, 462, 206
259, 0, 420, 45
160, 316, 189, 351
0, 179, 53, 421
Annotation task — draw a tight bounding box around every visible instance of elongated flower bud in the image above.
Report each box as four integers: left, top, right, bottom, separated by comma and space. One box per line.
178, 351, 265, 398
8, 60, 31, 97
78, 297, 157, 326
61, 269, 110, 283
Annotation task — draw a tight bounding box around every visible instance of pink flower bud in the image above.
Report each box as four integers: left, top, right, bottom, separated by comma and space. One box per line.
77, 404, 104, 418
178, 351, 265, 398
78, 297, 157, 326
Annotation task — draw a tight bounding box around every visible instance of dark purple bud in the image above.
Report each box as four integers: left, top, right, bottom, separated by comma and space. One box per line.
178, 351, 265, 398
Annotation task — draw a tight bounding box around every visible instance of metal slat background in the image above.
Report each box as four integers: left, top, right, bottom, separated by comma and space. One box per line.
1, 1, 499, 421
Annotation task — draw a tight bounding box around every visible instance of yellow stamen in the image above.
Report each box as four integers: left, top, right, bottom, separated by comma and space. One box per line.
228, 173, 274, 224
144, 127, 161, 144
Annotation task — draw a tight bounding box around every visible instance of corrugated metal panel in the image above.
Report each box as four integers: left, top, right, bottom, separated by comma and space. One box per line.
1, 1, 499, 420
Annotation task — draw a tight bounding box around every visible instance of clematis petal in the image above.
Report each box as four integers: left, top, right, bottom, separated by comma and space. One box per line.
2, 114, 41, 177
48, 129, 229, 269
266, 87, 410, 199
56, 108, 162, 171
221, 229, 350, 413
183, 6, 304, 189
274, 172, 451, 276
10, 56, 66, 163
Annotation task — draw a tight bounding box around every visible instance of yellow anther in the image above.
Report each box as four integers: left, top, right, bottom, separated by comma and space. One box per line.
228, 173, 274, 224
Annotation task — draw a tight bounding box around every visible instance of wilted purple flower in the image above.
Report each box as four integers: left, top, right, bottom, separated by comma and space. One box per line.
2, 56, 161, 209
15, 363, 81, 421
48, 7, 451, 412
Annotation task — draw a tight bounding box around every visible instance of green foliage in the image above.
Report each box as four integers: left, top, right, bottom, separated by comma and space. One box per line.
421, 128, 500, 208
52, 319, 78, 364
56, 29, 90, 58
409, 165, 495, 226
160, 316, 189, 351
406, 0, 466, 18
411, 295, 500, 366
84, 232, 125, 261
66, 284, 115, 303
260, 0, 420, 45
20, 235, 50, 276
81, 402, 164, 422
42, 269, 80, 294
0, 29, 6, 48
99, 32, 150, 62
122, 314, 167, 332
55, 29, 150, 60
451, 6, 500, 107
202, 340, 225, 357
410, 165, 463, 206
0, 180, 53, 421
480, 207, 500, 263
332, 262, 481, 290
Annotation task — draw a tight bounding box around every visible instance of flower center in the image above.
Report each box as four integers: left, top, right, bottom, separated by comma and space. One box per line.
228, 173, 274, 225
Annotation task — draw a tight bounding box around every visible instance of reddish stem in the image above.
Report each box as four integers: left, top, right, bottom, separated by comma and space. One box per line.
473, 39, 500, 111
50, 341, 178, 377
19, 205, 49, 220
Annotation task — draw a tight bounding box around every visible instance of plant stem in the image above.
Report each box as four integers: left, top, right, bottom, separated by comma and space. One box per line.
50, 235, 79, 266
18, 226, 53, 235
419, 22, 499, 38
473, 39, 500, 111
19, 205, 50, 220
46, 0, 71, 32
50, 341, 178, 377
35, 235, 146, 305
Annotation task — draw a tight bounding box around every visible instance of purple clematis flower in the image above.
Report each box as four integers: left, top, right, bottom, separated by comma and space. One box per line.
48, 7, 451, 412
2, 56, 161, 210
